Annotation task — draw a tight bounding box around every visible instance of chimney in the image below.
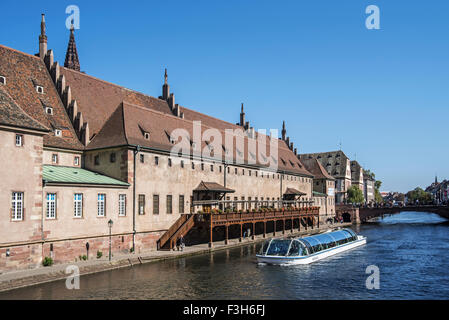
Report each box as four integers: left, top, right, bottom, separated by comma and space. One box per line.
281, 121, 286, 141
286, 136, 290, 147
39, 14, 47, 59
245, 121, 250, 131
168, 93, 175, 111
294, 148, 297, 155
290, 142, 294, 150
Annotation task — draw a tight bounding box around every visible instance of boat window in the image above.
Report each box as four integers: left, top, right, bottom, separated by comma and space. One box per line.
266, 240, 291, 256
259, 240, 271, 255
287, 240, 304, 256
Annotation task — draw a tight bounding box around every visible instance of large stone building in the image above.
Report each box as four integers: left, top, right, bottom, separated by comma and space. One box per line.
300, 150, 352, 204
0, 15, 322, 272
363, 171, 376, 205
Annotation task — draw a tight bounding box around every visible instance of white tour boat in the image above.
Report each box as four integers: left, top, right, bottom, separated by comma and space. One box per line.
256, 228, 366, 265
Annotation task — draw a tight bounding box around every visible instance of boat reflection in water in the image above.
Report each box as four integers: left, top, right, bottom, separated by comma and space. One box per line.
256, 228, 366, 265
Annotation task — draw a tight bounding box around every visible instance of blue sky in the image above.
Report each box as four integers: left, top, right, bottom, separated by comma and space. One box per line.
1, 0, 448, 192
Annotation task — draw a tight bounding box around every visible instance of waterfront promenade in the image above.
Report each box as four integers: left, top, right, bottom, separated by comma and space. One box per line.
0, 222, 351, 293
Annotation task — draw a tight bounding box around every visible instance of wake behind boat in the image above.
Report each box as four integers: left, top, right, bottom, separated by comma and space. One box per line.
256, 228, 366, 265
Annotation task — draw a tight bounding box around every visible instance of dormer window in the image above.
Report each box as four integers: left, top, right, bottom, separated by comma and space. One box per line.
44, 106, 53, 115
144, 132, 150, 140
36, 86, 44, 94
0, 76, 6, 85
55, 129, 62, 137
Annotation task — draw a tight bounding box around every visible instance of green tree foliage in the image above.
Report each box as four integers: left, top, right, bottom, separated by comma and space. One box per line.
347, 185, 365, 204
373, 180, 383, 203
406, 187, 432, 204
374, 188, 383, 203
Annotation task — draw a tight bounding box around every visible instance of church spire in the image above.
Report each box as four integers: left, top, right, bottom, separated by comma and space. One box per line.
64, 23, 80, 71
239, 103, 245, 127
162, 68, 170, 100
39, 14, 47, 59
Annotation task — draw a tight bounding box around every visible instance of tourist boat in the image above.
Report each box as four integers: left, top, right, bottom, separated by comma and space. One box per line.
256, 228, 366, 265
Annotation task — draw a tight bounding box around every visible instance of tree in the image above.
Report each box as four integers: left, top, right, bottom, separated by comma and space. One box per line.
406, 187, 432, 204
374, 180, 383, 203
347, 185, 365, 204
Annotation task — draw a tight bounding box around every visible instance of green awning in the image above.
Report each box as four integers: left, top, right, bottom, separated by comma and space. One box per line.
43, 165, 130, 187
313, 191, 327, 197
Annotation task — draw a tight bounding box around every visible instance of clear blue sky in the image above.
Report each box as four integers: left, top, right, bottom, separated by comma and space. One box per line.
1, 0, 448, 193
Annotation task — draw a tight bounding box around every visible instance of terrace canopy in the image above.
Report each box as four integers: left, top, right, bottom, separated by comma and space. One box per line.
283, 187, 306, 201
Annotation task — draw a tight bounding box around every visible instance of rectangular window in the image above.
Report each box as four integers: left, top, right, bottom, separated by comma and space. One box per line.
210, 165, 214, 172
153, 195, 159, 215
52, 154, 58, 164
74, 156, 80, 166
140, 154, 145, 163
46, 193, 56, 219
168, 158, 172, 167
94, 155, 100, 165
154, 156, 159, 166
201, 163, 204, 171
167, 195, 172, 214
97, 194, 106, 217
119, 194, 126, 216
179, 195, 185, 214
110, 153, 116, 163
192, 162, 195, 170
74, 194, 83, 218
12, 192, 24, 221
15, 134, 23, 147
181, 160, 184, 168
138, 194, 145, 215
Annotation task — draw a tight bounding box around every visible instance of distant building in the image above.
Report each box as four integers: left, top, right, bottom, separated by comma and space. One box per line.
350, 160, 364, 193
300, 150, 352, 204
363, 172, 376, 204
301, 158, 336, 219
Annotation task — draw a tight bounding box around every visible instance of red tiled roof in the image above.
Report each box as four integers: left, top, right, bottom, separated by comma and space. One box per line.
0, 45, 84, 150
0, 86, 49, 132
60, 67, 172, 139
88, 102, 312, 176
301, 158, 335, 180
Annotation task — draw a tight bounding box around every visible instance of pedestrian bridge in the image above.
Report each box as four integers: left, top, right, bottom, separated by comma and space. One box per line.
358, 205, 449, 222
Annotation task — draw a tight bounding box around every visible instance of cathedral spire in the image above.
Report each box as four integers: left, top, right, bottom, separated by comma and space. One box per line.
39, 14, 47, 59
64, 23, 80, 71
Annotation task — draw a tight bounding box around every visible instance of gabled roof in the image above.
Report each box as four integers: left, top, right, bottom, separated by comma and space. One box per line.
300, 150, 350, 179
301, 158, 335, 180
193, 181, 235, 193
60, 67, 173, 140
43, 165, 129, 187
0, 45, 84, 150
284, 188, 306, 196
0, 86, 49, 132
87, 102, 312, 176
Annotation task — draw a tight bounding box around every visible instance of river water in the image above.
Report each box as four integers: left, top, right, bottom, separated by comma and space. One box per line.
1, 211, 448, 300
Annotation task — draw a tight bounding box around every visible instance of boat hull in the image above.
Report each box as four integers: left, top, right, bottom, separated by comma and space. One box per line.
256, 237, 366, 265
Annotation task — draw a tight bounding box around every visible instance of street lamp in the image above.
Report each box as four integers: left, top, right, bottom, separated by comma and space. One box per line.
108, 219, 113, 261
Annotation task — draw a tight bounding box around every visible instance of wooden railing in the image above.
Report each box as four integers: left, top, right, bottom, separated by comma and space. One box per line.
157, 214, 191, 250
209, 207, 320, 227
168, 215, 196, 250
